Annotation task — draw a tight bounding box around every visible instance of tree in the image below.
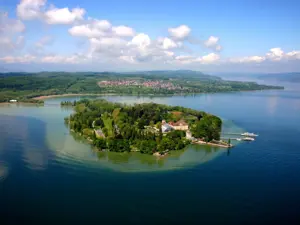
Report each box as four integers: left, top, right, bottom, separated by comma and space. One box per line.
94, 118, 104, 127
191, 115, 222, 141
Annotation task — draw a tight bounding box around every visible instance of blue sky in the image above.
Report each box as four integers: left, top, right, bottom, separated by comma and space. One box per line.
0, 0, 299, 72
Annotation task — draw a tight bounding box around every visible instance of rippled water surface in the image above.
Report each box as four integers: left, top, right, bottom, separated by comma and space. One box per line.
1, 90, 300, 224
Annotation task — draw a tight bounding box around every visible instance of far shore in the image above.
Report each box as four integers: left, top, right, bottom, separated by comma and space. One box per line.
32, 88, 285, 101
32, 93, 117, 100
0, 102, 43, 106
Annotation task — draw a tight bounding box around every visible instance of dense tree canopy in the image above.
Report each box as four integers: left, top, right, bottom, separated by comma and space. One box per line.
65, 99, 223, 154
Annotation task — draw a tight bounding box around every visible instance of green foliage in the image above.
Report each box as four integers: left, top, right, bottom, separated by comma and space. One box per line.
107, 139, 130, 152
93, 139, 107, 150
0, 72, 283, 103
191, 115, 222, 141
94, 118, 104, 127
137, 140, 157, 154
66, 99, 203, 154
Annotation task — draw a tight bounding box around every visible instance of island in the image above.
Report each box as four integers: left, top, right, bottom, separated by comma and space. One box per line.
0, 70, 284, 103
64, 99, 227, 156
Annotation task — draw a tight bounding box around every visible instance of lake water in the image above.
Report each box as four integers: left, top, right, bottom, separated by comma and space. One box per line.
1, 89, 300, 224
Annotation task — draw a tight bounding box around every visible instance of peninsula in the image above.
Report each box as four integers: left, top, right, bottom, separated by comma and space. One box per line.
0, 71, 284, 103
64, 99, 224, 155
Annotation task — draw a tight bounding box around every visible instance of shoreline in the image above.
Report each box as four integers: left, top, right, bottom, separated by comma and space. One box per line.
32, 87, 284, 101
32, 93, 117, 100
0, 102, 43, 106
193, 140, 232, 148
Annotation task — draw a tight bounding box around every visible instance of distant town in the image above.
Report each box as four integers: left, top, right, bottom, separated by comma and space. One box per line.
98, 80, 187, 91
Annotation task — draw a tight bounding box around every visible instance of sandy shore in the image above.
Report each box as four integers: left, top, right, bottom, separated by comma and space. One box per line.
32, 93, 117, 100
0, 102, 43, 106
193, 140, 232, 148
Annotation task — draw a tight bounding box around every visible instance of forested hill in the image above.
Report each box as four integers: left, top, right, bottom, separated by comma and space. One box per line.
0, 70, 221, 81
0, 71, 284, 103
123, 70, 222, 81
258, 72, 300, 83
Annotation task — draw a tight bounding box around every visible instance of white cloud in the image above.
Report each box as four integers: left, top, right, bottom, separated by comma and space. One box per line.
266, 48, 284, 61
17, 0, 46, 20
119, 55, 136, 64
204, 36, 218, 47
0, 12, 25, 34
157, 37, 181, 50
175, 55, 195, 64
130, 33, 151, 48
230, 56, 266, 63
17, 0, 85, 24
168, 25, 191, 40
0, 37, 15, 52
0, 54, 87, 64
44, 7, 85, 24
69, 20, 135, 39
35, 36, 54, 48
89, 37, 128, 57
0, 54, 36, 63
200, 53, 220, 64
204, 36, 222, 51
175, 53, 220, 64
112, 26, 135, 37
69, 25, 103, 38
286, 51, 300, 60
230, 48, 300, 64
0, 12, 26, 54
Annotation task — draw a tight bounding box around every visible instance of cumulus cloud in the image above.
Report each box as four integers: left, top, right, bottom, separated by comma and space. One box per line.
69, 20, 135, 38
17, 0, 45, 20
157, 37, 182, 50
286, 51, 300, 60
168, 25, 191, 40
230, 48, 300, 64
0, 12, 25, 34
130, 33, 151, 48
200, 53, 221, 64
266, 48, 284, 61
112, 26, 135, 37
17, 0, 85, 24
175, 53, 220, 64
230, 56, 266, 63
0, 12, 25, 54
4, 2, 300, 69
204, 36, 222, 51
44, 7, 85, 24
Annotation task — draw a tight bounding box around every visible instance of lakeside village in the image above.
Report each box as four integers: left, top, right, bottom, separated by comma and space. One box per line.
98, 80, 187, 91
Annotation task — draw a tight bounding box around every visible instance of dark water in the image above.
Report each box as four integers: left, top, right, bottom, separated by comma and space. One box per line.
1, 90, 300, 225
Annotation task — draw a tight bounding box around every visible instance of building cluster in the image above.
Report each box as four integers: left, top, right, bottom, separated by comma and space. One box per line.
161, 119, 189, 133
99, 80, 184, 90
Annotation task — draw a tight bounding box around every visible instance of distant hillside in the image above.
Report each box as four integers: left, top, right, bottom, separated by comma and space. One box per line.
258, 73, 300, 83
0, 70, 222, 81
122, 70, 222, 81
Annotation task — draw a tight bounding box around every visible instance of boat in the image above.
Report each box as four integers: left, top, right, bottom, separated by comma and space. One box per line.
242, 137, 255, 141
241, 132, 258, 137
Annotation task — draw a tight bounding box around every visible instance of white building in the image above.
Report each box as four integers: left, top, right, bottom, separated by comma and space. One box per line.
9, 99, 17, 103
162, 123, 173, 133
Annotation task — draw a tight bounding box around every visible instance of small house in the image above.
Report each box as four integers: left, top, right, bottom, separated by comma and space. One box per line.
162, 123, 173, 133
169, 119, 189, 131
10, 99, 17, 103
